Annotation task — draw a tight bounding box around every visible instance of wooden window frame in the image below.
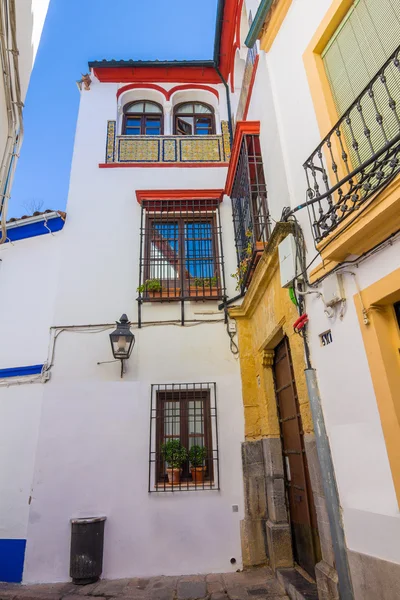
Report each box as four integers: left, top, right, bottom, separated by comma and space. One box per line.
173, 102, 215, 136
122, 100, 164, 135
155, 389, 214, 484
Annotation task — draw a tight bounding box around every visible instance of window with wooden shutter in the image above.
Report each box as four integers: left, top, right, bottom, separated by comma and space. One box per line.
322, 0, 400, 167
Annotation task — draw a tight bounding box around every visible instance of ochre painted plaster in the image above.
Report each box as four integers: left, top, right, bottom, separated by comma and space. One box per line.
230, 223, 313, 441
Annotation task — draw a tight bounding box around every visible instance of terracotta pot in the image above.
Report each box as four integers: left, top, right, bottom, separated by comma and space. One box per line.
255, 241, 266, 252
191, 466, 206, 483
189, 287, 219, 298
166, 468, 181, 484
148, 288, 180, 299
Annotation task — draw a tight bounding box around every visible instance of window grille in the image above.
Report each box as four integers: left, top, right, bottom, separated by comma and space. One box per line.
148, 382, 220, 492
231, 134, 270, 291
138, 198, 225, 310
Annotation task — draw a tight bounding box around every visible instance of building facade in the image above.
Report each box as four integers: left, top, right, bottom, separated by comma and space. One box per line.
1, 0, 400, 598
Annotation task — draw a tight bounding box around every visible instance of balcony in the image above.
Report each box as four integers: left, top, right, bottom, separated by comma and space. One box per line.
104, 121, 231, 165
304, 44, 400, 243
231, 134, 270, 292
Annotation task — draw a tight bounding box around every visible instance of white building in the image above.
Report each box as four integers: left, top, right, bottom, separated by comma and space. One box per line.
1, 0, 400, 598
0, 0, 246, 584
0, 0, 50, 236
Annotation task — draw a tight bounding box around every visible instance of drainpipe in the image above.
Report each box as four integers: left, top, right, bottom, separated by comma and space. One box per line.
215, 65, 233, 147
305, 368, 354, 599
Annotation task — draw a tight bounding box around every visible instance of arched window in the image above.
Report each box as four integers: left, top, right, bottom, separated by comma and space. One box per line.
174, 102, 215, 136
123, 101, 163, 135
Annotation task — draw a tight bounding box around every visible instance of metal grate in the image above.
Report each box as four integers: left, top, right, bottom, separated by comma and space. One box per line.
138, 198, 225, 307
303, 44, 400, 243
231, 135, 270, 291
148, 382, 220, 492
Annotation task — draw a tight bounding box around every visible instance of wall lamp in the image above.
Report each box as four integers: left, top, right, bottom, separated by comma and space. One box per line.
109, 314, 135, 378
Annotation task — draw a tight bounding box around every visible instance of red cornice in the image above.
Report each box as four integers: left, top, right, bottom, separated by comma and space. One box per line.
243, 54, 260, 120
225, 121, 260, 196
94, 66, 221, 84
116, 83, 220, 101
116, 83, 168, 100
219, 0, 240, 81
136, 189, 225, 204
99, 162, 229, 169
167, 84, 219, 100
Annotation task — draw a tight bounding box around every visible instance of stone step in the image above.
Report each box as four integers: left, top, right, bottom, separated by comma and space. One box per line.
276, 569, 318, 600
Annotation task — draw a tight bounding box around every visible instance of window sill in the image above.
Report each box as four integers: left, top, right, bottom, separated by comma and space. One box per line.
153, 481, 217, 492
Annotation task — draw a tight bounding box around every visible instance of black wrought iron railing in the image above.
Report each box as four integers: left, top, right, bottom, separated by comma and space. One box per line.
231, 134, 270, 291
304, 44, 400, 243
148, 382, 219, 492
138, 198, 225, 309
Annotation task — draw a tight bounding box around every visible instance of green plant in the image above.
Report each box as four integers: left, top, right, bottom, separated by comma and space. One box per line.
189, 445, 207, 468
230, 230, 253, 290
161, 439, 188, 469
137, 279, 163, 294
192, 276, 217, 288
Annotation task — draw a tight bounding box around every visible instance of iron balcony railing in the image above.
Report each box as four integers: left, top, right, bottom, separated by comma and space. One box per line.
231, 134, 270, 291
304, 44, 400, 243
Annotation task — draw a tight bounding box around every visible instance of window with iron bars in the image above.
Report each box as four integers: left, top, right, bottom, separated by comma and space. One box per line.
231, 135, 270, 291
148, 383, 219, 492
138, 198, 225, 304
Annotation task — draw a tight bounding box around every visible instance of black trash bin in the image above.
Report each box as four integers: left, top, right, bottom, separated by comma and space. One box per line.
70, 516, 106, 585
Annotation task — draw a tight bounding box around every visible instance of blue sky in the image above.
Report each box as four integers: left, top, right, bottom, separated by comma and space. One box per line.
10, 0, 218, 218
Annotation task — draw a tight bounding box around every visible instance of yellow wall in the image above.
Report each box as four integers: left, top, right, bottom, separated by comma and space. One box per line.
355, 268, 400, 506
259, 0, 292, 53
229, 223, 313, 440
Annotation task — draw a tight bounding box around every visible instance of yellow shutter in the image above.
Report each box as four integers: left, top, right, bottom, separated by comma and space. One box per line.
322, 0, 400, 167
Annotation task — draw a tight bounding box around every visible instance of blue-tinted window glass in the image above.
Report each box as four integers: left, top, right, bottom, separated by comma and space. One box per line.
185, 222, 214, 278
126, 118, 141, 126
151, 223, 179, 280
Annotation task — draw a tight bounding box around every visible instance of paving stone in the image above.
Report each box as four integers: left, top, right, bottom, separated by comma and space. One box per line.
67, 583, 101, 596
147, 577, 177, 591
121, 579, 150, 597
223, 568, 274, 588
176, 579, 207, 600
91, 580, 130, 597
209, 594, 227, 600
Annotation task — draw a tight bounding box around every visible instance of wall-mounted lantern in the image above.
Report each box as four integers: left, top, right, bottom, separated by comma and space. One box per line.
109, 314, 135, 377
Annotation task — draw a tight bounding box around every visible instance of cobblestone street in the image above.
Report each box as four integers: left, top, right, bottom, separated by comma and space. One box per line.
0, 568, 289, 600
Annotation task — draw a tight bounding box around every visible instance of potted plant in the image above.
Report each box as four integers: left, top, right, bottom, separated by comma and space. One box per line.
137, 279, 181, 299
189, 276, 219, 297
189, 445, 208, 483
161, 439, 188, 484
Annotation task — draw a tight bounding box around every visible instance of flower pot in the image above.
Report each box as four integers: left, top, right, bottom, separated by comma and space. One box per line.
255, 241, 266, 252
148, 288, 180, 299
191, 466, 206, 483
189, 287, 219, 298
166, 468, 181, 484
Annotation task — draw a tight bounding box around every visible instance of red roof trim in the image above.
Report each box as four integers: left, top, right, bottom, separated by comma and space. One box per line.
136, 189, 225, 204
116, 83, 168, 100
225, 121, 260, 196
99, 162, 229, 169
219, 0, 241, 81
167, 84, 219, 100
94, 66, 221, 84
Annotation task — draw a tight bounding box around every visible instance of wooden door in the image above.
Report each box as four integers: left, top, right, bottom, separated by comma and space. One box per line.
273, 337, 321, 577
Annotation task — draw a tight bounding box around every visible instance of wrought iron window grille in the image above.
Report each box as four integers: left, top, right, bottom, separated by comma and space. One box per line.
137, 198, 226, 326
304, 44, 400, 243
148, 382, 220, 493
231, 134, 270, 292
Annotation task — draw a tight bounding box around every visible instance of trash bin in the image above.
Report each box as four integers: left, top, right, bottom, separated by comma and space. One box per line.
70, 516, 106, 585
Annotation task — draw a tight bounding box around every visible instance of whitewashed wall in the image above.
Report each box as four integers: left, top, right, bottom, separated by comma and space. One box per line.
21, 78, 245, 582
0, 231, 61, 545
243, 0, 400, 565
